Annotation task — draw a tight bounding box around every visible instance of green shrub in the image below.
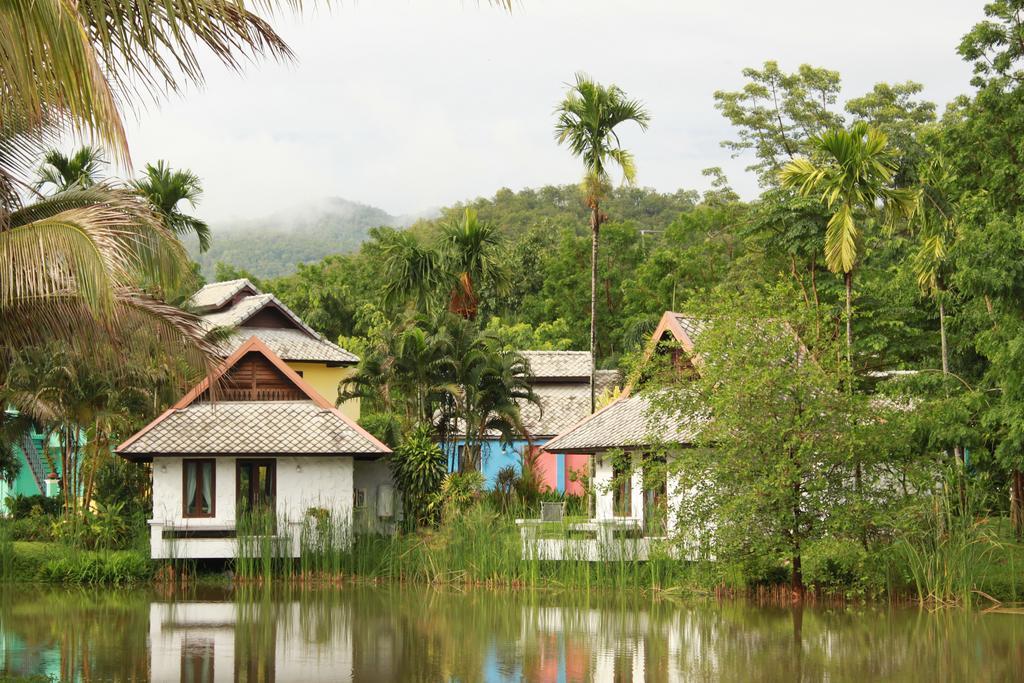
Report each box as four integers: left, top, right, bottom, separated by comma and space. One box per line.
391, 423, 448, 527
5, 514, 54, 542
432, 471, 485, 523
802, 537, 881, 595
94, 458, 150, 517
360, 412, 404, 448
5, 494, 60, 518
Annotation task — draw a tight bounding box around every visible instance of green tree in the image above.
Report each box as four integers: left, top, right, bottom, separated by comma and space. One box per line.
555, 73, 650, 410
652, 291, 894, 593
133, 161, 212, 252
35, 146, 106, 193
439, 209, 509, 319
779, 122, 919, 369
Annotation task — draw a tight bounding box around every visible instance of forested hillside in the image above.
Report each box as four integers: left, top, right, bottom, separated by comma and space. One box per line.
193, 197, 410, 278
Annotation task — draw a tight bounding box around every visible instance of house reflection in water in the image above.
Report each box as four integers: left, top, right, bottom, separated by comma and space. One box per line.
150, 600, 353, 683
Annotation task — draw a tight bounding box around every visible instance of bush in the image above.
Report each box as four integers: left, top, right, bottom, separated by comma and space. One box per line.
802, 537, 881, 595
6, 494, 60, 518
50, 501, 136, 550
432, 471, 485, 522
6, 514, 53, 542
94, 458, 150, 517
360, 412, 404, 448
391, 423, 448, 527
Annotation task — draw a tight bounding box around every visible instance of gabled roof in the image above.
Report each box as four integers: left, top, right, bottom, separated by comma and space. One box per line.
521, 351, 592, 381
541, 310, 705, 453
188, 279, 260, 313
543, 391, 700, 453
117, 337, 388, 459
201, 293, 358, 365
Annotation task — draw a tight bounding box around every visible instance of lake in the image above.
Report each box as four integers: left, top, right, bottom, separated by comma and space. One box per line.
0, 584, 1021, 682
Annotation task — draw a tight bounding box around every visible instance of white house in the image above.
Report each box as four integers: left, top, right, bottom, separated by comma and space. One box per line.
521, 311, 705, 560
117, 336, 392, 559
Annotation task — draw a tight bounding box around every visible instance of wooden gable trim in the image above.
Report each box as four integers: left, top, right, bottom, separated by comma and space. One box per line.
117, 336, 390, 455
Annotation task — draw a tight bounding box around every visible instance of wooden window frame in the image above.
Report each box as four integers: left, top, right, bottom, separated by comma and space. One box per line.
182, 459, 216, 518
235, 459, 278, 513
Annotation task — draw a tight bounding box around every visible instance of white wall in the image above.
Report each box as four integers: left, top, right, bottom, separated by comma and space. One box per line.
593, 452, 644, 522
149, 455, 355, 558
352, 459, 398, 534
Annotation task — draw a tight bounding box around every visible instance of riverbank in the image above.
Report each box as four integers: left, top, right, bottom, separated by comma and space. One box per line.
4, 506, 1024, 606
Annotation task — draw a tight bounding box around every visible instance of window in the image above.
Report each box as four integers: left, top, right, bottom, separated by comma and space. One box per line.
183, 460, 215, 518
613, 457, 632, 518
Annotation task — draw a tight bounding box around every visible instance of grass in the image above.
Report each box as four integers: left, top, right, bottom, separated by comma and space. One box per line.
0, 541, 151, 585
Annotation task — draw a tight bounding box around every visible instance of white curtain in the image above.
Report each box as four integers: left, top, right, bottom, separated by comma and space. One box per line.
201, 462, 213, 514
186, 463, 198, 513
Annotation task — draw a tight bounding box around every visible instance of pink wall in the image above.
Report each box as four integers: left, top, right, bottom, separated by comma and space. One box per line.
564, 453, 589, 496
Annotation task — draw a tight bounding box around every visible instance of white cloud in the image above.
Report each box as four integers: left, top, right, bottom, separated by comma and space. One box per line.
122, 0, 984, 222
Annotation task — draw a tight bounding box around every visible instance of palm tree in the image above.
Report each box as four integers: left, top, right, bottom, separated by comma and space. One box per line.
35, 146, 106, 193
555, 73, 650, 411
912, 155, 960, 376
380, 232, 443, 314
1, 0, 296, 372
779, 122, 918, 370
0, 186, 216, 373
439, 208, 508, 319
133, 161, 212, 252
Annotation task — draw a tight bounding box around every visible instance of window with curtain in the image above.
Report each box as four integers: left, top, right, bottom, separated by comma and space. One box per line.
183, 460, 215, 517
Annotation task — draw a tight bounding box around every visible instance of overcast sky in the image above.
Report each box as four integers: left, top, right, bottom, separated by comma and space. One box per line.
122, 0, 985, 223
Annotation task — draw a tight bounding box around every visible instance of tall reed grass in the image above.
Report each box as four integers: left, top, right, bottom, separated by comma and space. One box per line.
894, 468, 1009, 607
228, 502, 691, 592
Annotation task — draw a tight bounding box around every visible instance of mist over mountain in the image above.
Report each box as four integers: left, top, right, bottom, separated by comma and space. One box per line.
193, 197, 435, 278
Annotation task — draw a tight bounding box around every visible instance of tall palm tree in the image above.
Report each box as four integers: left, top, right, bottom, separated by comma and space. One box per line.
912, 155, 960, 376
35, 146, 106, 193
779, 122, 918, 369
381, 231, 443, 314
133, 161, 212, 252
439, 208, 508, 319
555, 73, 650, 411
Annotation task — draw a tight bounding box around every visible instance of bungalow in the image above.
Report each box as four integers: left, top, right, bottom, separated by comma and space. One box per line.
188, 278, 360, 419
447, 350, 619, 493
117, 337, 393, 560
521, 312, 703, 559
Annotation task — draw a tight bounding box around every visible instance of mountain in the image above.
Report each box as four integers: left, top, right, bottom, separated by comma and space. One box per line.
193, 198, 426, 278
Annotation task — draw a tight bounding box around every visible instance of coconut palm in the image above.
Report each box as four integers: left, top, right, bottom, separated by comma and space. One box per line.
0, 186, 216, 374
0, 0, 299, 374
779, 122, 918, 369
35, 146, 106, 193
133, 161, 212, 252
439, 208, 508, 319
555, 73, 650, 411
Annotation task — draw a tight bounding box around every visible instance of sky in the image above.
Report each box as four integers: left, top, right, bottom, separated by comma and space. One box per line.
122, 0, 985, 223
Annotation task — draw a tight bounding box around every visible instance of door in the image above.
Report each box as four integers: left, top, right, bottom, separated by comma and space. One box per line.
236, 460, 276, 523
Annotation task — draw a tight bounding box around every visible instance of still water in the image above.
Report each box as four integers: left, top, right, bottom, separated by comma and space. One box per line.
0, 584, 1021, 682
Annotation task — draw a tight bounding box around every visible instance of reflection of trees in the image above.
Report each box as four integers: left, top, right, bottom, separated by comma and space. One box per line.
2, 585, 1024, 681
0, 587, 150, 681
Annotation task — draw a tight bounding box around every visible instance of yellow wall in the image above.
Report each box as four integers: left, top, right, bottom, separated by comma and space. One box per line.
286, 362, 360, 420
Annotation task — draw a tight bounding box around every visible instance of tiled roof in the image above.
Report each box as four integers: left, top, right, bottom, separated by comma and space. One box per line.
201, 294, 358, 364
674, 315, 705, 344
595, 369, 621, 395
520, 384, 590, 438
201, 293, 278, 329
521, 351, 591, 379
543, 391, 701, 453
188, 279, 259, 312
217, 328, 358, 364
119, 401, 388, 456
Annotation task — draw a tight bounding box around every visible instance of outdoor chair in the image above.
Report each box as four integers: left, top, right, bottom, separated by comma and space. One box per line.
540, 501, 565, 523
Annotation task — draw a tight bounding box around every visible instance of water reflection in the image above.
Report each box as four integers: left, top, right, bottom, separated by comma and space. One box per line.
0, 586, 1022, 682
